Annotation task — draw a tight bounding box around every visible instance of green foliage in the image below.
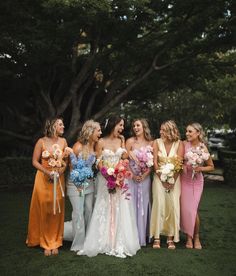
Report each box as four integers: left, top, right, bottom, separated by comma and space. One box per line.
0, 0, 235, 151
0, 157, 35, 189
218, 149, 236, 186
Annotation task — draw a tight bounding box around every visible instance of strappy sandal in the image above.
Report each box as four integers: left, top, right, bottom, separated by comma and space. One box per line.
153, 239, 161, 249
167, 239, 176, 249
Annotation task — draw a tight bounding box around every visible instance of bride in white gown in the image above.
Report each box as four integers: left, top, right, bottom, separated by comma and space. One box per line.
78, 116, 140, 258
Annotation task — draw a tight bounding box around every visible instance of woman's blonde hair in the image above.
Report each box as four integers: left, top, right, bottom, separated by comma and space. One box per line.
188, 122, 207, 144
161, 120, 180, 142
78, 120, 100, 145
44, 117, 63, 138
132, 118, 152, 141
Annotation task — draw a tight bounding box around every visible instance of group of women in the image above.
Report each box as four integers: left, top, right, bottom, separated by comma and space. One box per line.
26, 116, 214, 257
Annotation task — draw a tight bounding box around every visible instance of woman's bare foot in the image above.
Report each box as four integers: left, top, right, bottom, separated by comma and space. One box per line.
153, 239, 161, 249
167, 237, 175, 249
194, 234, 202, 249
44, 249, 51, 256
52, 248, 59, 255
186, 235, 193, 249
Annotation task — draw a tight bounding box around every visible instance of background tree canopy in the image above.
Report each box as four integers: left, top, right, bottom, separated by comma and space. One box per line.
0, 0, 235, 155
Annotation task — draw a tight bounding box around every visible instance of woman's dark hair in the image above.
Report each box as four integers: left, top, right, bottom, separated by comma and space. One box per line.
102, 115, 124, 137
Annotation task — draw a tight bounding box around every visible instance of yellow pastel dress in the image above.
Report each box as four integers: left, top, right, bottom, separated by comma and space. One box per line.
150, 138, 181, 242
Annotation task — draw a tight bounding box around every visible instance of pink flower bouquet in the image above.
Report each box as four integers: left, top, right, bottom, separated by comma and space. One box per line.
135, 145, 154, 173
101, 159, 132, 196
185, 143, 210, 179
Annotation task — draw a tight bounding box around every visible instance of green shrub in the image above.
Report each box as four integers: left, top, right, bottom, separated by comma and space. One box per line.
218, 150, 236, 186
0, 157, 35, 190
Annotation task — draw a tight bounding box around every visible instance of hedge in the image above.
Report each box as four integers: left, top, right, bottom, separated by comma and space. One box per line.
218, 149, 236, 187
0, 157, 35, 190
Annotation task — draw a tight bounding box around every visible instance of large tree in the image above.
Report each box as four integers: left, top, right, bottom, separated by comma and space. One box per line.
0, 0, 234, 148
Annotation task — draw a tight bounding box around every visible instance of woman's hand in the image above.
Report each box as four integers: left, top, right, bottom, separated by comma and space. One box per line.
162, 182, 173, 190
193, 166, 202, 172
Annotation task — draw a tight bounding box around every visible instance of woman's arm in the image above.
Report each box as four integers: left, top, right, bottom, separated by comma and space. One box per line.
194, 145, 214, 173
173, 140, 184, 180
32, 139, 51, 176
95, 138, 104, 170
153, 139, 159, 172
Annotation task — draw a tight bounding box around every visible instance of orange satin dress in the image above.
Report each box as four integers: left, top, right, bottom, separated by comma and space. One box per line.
26, 143, 65, 250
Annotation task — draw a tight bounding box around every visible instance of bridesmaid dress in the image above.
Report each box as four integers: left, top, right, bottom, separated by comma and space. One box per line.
180, 141, 204, 238
26, 140, 65, 250
64, 153, 96, 251
150, 138, 181, 242
128, 147, 151, 246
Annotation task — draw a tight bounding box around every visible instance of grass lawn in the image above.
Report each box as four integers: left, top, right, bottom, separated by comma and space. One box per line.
0, 181, 235, 276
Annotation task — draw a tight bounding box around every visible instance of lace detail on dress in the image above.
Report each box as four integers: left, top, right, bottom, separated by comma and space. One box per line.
78, 148, 140, 258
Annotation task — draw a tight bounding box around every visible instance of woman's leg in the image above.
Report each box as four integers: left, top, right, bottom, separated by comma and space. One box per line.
193, 213, 202, 249
185, 234, 193, 249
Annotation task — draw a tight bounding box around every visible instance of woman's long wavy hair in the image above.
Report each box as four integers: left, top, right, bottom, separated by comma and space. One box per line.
188, 122, 207, 144
132, 118, 152, 141
44, 117, 63, 138
78, 120, 100, 145
161, 120, 180, 142
78, 120, 100, 159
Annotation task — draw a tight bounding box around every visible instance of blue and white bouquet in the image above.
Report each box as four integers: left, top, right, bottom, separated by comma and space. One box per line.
69, 153, 96, 195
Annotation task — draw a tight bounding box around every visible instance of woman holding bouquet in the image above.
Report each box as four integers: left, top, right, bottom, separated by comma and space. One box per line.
78, 115, 140, 258
126, 118, 153, 246
150, 120, 184, 249
180, 123, 214, 249
26, 118, 69, 256
64, 120, 102, 252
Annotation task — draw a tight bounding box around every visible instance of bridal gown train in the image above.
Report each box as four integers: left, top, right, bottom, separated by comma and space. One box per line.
78, 148, 140, 258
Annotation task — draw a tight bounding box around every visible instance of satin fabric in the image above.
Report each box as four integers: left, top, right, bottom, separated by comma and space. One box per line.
150, 138, 181, 242
26, 146, 65, 250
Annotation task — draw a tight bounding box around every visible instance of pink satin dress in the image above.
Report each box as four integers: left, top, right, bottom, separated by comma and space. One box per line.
180, 142, 204, 238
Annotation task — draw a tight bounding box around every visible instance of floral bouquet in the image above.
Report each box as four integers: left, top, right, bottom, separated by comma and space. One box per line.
41, 144, 73, 214
157, 157, 182, 193
100, 159, 132, 196
185, 143, 210, 179
135, 145, 154, 173
69, 153, 96, 196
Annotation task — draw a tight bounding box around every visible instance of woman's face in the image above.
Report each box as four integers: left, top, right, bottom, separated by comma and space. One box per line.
113, 119, 124, 137
91, 124, 102, 142
54, 119, 64, 136
186, 125, 199, 142
133, 120, 143, 137
160, 124, 167, 139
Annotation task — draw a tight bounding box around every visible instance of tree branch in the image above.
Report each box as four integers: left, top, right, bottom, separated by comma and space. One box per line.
0, 129, 32, 142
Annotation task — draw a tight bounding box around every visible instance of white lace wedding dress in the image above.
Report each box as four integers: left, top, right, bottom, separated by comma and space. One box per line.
78, 148, 140, 258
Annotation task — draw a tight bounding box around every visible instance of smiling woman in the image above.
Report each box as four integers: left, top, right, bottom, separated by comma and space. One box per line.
26, 117, 69, 256
64, 120, 102, 252
126, 118, 153, 246
180, 122, 214, 249
78, 115, 140, 258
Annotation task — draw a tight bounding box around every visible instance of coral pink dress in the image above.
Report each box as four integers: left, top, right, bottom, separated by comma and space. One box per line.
180, 142, 204, 238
